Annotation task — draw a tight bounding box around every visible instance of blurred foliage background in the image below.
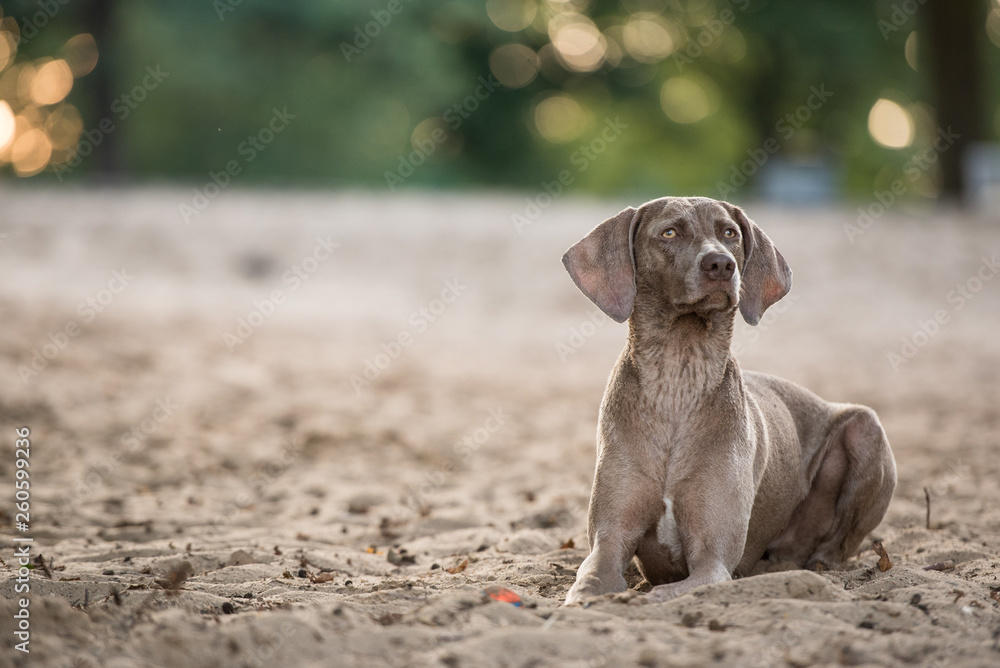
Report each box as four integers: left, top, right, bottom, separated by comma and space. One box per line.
0, 0, 998, 203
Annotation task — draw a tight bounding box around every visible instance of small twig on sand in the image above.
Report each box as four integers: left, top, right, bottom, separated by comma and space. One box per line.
923, 560, 955, 572
924, 487, 932, 529
34, 554, 53, 579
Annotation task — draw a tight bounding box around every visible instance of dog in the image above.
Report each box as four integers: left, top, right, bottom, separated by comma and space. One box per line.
561, 197, 896, 605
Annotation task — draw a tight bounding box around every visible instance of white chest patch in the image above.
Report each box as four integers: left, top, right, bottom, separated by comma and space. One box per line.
656, 497, 683, 557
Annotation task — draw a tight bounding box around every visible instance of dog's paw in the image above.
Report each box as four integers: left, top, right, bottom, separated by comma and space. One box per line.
562, 584, 587, 606
564, 571, 611, 606
563, 593, 602, 607
646, 583, 683, 604
563, 585, 598, 606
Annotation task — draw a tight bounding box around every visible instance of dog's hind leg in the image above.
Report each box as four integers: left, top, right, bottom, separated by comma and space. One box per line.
767, 407, 896, 568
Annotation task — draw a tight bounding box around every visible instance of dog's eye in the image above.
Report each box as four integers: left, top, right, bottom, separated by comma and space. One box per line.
661, 228, 677, 239
724, 229, 738, 238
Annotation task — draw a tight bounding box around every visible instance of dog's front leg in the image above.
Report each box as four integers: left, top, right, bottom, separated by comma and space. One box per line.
563, 532, 638, 605
646, 462, 755, 603
565, 459, 660, 606
645, 526, 743, 603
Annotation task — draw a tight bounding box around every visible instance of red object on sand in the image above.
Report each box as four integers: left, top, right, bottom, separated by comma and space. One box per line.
484, 585, 522, 606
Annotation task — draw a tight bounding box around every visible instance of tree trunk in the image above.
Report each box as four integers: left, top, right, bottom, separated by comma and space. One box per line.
923, 0, 987, 200
84, 0, 123, 179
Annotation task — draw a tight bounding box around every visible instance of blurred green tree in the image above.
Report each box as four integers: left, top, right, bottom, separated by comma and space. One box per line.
0, 0, 996, 202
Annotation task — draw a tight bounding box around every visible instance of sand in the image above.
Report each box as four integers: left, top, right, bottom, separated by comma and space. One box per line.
0, 187, 998, 667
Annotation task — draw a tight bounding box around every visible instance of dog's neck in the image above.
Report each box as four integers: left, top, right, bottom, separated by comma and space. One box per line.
626, 301, 736, 413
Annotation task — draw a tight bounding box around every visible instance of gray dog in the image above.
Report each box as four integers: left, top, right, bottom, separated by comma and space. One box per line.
562, 197, 896, 605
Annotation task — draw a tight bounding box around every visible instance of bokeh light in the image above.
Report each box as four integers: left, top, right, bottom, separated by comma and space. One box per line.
486, 0, 537, 32
707, 26, 746, 64
0, 16, 18, 43
489, 43, 540, 88
547, 13, 606, 72
0, 15, 93, 176
411, 116, 446, 147
12, 127, 52, 176
601, 31, 623, 67
31, 59, 74, 105
622, 13, 678, 63
987, 7, 1000, 48
904, 32, 919, 71
683, 0, 719, 27
533, 93, 590, 143
867, 98, 914, 149
17, 64, 36, 102
660, 76, 716, 124
0, 30, 14, 72
61, 34, 99, 77
45, 104, 84, 150
0, 100, 15, 152
0, 65, 20, 101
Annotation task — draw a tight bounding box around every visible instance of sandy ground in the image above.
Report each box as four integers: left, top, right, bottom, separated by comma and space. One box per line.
0, 187, 999, 667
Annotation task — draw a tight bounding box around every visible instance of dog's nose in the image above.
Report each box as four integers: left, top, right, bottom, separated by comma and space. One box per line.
701, 253, 735, 281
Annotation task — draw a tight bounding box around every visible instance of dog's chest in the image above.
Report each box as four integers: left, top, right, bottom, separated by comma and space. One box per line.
630, 349, 731, 488
638, 348, 720, 416
627, 389, 703, 486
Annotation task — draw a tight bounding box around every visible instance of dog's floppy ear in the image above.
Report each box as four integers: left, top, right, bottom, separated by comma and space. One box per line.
726, 204, 792, 326
562, 206, 640, 323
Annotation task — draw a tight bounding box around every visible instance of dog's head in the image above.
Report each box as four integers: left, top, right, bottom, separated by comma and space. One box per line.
562, 197, 791, 325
